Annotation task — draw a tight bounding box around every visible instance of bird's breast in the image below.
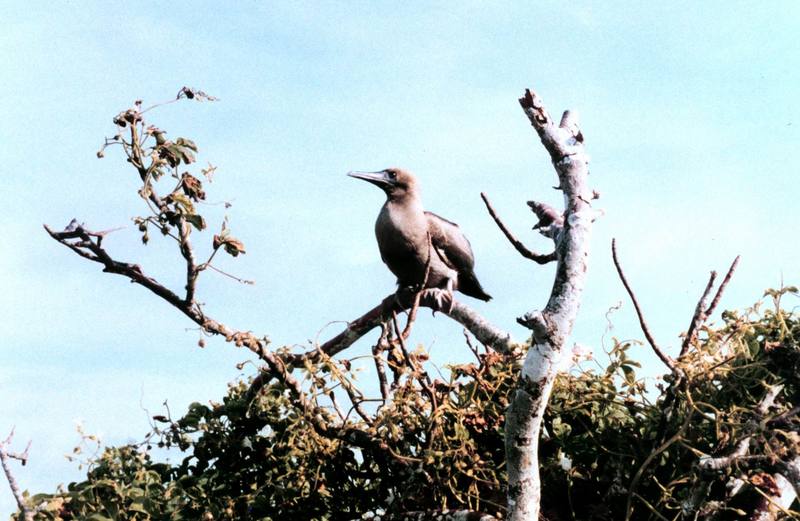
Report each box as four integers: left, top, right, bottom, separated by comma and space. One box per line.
374, 203, 431, 282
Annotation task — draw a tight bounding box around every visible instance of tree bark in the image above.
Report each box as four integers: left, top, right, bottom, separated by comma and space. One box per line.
505, 90, 594, 520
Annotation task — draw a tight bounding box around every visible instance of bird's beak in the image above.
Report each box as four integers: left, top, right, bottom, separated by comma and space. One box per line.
347, 170, 393, 188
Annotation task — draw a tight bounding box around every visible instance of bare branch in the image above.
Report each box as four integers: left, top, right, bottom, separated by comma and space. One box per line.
0, 429, 35, 521
527, 200, 564, 239
45, 218, 509, 477
44, 223, 394, 457
480, 192, 556, 264
611, 238, 678, 373
372, 324, 392, 404
285, 290, 515, 366
680, 256, 740, 357
680, 270, 718, 356
705, 255, 741, 317
505, 88, 595, 521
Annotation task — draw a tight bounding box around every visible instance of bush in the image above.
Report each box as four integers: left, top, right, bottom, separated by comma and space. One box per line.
24, 288, 800, 520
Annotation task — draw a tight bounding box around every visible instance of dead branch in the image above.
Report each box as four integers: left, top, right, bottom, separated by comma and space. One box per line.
373, 324, 392, 404
504, 88, 595, 521
44, 222, 414, 469
282, 289, 516, 368
611, 238, 678, 373
680, 254, 741, 356
705, 255, 741, 317
527, 200, 564, 239
681, 270, 718, 355
0, 429, 35, 521
480, 192, 556, 264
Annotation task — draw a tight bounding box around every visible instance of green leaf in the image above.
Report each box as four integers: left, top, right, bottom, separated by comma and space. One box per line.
621, 365, 636, 385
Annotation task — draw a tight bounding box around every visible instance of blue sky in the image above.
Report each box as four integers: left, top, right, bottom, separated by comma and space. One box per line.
1, 1, 799, 515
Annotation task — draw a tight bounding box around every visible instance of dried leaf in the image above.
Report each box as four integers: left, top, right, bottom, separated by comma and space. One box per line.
180, 173, 206, 201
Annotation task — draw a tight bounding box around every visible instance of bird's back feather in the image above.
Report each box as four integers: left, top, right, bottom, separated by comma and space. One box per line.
425, 212, 492, 301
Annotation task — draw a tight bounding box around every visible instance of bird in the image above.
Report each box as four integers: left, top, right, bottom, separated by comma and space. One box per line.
348, 167, 491, 308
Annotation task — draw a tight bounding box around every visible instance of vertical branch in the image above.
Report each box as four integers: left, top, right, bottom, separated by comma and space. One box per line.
680, 255, 740, 357
680, 271, 717, 355
0, 429, 35, 521
505, 89, 595, 521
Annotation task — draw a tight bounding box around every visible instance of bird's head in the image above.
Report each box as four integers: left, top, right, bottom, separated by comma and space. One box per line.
348, 167, 418, 200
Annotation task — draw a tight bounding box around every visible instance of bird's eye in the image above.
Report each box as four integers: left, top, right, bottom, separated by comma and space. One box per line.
387, 170, 397, 179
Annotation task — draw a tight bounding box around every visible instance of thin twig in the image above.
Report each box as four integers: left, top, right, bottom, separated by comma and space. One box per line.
462, 329, 481, 362
392, 311, 414, 369
769, 404, 800, 427
392, 311, 437, 412
705, 255, 741, 318
480, 192, 556, 264
206, 264, 254, 285
373, 324, 391, 404
328, 391, 346, 422
611, 239, 677, 373
680, 271, 718, 356
0, 429, 34, 521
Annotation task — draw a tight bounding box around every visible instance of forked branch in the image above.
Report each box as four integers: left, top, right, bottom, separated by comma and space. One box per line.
504, 88, 595, 521
0, 429, 36, 521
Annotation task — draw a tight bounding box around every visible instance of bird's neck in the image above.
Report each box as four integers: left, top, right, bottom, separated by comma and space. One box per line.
385, 191, 423, 214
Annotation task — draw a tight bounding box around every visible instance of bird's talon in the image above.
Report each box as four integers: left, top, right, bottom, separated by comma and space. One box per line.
429, 288, 454, 314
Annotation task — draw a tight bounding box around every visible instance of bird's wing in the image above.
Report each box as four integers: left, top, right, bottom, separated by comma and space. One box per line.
425, 211, 476, 273
426, 211, 492, 301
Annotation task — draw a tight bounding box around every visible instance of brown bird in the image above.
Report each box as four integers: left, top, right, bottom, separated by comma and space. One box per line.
348, 167, 491, 306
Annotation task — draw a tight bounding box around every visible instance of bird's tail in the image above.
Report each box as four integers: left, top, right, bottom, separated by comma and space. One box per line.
458, 272, 492, 302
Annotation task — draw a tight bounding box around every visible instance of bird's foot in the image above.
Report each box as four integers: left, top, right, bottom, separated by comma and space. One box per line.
427, 288, 454, 315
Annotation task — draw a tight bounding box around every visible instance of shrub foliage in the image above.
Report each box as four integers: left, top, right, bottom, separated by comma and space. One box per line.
24, 288, 800, 520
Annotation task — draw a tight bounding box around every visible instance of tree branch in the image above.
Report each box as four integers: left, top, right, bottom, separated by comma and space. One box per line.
284, 289, 516, 367
45, 218, 515, 479
0, 429, 35, 521
681, 270, 718, 355
680, 254, 741, 356
480, 192, 556, 264
611, 238, 678, 373
505, 88, 595, 521
705, 255, 740, 317
44, 222, 415, 467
